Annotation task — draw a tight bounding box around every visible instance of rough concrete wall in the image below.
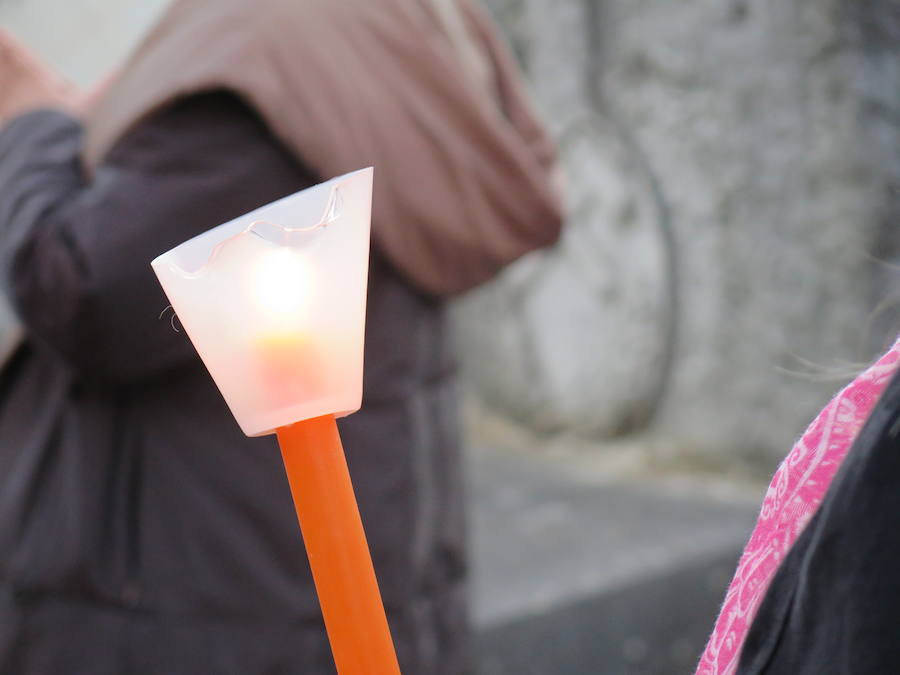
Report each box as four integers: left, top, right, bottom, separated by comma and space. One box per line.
456, 0, 897, 467
850, 1, 900, 349
3, 0, 895, 469
455, 1, 676, 439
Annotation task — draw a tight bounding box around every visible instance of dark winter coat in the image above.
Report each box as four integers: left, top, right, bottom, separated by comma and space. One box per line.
0, 92, 468, 674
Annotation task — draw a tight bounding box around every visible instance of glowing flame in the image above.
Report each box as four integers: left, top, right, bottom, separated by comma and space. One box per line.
252, 248, 312, 322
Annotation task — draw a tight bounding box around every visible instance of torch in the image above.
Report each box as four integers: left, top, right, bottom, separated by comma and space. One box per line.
151, 168, 400, 675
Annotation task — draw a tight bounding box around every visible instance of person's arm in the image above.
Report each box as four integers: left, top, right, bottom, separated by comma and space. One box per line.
1, 91, 318, 382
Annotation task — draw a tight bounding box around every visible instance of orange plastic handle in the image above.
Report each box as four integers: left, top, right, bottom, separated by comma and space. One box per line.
277, 415, 401, 675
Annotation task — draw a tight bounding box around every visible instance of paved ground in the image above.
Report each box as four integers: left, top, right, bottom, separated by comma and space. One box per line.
467, 444, 760, 674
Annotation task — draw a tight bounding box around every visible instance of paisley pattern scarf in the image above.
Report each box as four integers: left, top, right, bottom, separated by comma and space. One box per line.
696, 336, 900, 675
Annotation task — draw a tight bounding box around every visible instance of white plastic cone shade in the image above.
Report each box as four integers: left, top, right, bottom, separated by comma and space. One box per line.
152, 168, 372, 437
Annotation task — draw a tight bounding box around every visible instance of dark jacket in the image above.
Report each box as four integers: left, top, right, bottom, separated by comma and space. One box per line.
0, 92, 468, 674
737, 368, 900, 674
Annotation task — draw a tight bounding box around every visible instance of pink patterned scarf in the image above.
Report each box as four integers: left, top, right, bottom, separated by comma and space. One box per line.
696, 336, 900, 675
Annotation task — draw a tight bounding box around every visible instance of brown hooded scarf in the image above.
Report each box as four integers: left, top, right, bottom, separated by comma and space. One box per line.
83, 0, 564, 296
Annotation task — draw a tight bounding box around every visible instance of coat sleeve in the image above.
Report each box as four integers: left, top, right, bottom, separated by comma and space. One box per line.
0, 91, 317, 382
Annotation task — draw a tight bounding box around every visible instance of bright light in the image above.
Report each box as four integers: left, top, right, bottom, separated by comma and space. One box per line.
252, 248, 311, 321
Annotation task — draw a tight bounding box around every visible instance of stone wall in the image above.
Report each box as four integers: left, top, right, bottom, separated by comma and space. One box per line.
456, 0, 900, 468
4, 0, 897, 470
851, 1, 900, 349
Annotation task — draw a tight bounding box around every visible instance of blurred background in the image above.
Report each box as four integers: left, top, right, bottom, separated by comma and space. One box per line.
3, 0, 899, 672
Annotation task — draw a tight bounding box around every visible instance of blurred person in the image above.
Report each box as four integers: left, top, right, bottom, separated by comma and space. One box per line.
696, 335, 900, 674
0, 1, 564, 673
